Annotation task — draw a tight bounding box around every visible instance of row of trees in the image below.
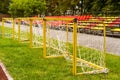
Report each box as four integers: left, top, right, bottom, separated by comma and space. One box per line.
45, 0, 120, 16
0, 0, 120, 17
8, 0, 46, 17
0, 0, 10, 14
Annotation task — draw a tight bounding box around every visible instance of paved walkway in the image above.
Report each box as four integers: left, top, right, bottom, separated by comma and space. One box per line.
48, 29, 120, 56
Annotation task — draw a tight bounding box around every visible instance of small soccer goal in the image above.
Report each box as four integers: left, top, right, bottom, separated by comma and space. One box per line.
15, 18, 30, 43
43, 17, 108, 75
1, 18, 14, 38
1, 17, 108, 75
43, 18, 73, 58
29, 18, 44, 48
74, 20, 108, 75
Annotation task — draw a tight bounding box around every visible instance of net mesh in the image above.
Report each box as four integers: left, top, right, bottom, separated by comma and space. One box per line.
14, 19, 18, 39
45, 20, 73, 58
2, 17, 108, 74
13, 19, 30, 42
19, 19, 30, 42
44, 19, 108, 74
76, 20, 107, 74
32, 20, 43, 48
3, 19, 13, 38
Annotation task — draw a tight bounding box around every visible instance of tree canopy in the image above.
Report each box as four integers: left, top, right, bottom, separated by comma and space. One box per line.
0, 0, 120, 16
0, 0, 10, 14
45, 0, 120, 16
8, 0, 46, 17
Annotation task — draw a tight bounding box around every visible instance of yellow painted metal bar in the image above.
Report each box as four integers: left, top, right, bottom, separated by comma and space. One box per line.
69, 55, 105, 70
12, 19, 15, 39
48, 21, 50, 48
16, 18, 30, 20
26, 24, 29, 39
103, 22, 106, 67
66, 21, 69, 56
43, 19, 47, 58
32, 47, 43, 48
73, 19, 77, 75
76, 57, 104, 69
18, 19, 21, 42
65, 21, 73, 57
46, 55, 64, 58
30, 18, 43, 20
2, 19, 4, 38
79, 21, 103, 23
45, 18, 74, 21
16, 18, 43, 20
29, 19, 33, 48
3, 18, 13, 20
76, 69, 107, 75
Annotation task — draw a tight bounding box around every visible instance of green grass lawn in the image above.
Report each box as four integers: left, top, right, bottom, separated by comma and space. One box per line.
0, 25, 120, 80
0, 38, 120, 80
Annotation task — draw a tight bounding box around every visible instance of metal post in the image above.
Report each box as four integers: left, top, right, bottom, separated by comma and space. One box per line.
103, 22, 106, 67
27, 23, 29, 40
2, 19, 4, 38
30, 19, 33, 48
73, 18, 77, 75
12, 19, 15, 39
25, 20, 29, 40
66, 21, 69, 56
18, 19, 21, 42
43, 19, 46, 58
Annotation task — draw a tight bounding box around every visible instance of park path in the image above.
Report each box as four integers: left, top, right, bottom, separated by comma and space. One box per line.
48, 29, 120, 56
0, 22, 120, 56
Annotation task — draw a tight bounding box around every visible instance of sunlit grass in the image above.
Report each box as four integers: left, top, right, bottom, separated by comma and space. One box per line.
0, 26, 120, 80
0, 38, 120, 80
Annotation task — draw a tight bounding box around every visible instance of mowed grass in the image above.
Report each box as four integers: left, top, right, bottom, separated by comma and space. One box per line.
0, 38, 120, 80
0, 25, 120, 80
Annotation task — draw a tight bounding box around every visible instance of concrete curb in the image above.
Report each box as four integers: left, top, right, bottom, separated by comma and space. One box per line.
0, 61, 13, 80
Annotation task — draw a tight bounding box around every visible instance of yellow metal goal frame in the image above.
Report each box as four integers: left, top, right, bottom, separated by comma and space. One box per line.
2, 18, 15, 39
42, 18, 108, 75
1, 17, 108, 75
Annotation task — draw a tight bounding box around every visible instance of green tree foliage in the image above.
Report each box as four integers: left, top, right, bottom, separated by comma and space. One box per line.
8, 0, 46, 17
7, 0, 120, 16
0, 0, 10, 14
102, 0, 120, 11
58, 0, 80, 15
45, 0, 60, 15
45, 0, 120, 16
45, 0, 80, 15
